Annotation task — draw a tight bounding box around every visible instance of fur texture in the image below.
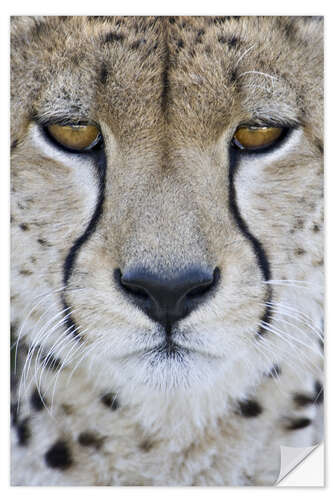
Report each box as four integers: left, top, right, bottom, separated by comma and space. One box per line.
11, 16, 323, 486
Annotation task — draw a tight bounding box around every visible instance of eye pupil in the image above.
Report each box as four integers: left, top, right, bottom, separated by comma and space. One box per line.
233, 126, 284, 151
46, 124, 101, 152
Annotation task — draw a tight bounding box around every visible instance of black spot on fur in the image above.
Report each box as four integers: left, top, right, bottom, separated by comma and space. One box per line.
267, 364, 281, 378
314, 381, 324, 405
285, 417, 312, 430
16, 417, 31, 446
230, 69, 238, 83
131, 39, 146, 50
11, 402, 19, 426
312, 224, 320, 233
115, 19, 124, 27
218, 35, 239, 48
45, 440, 73, 470
19, 269, 33, 276
70, 54, 80, 66
146, 42, 159, 56
139, 439, 155, 452
177, 39, 184, 49
31, 18, 48, 38
213, 16, 240, 24
78, 431, 103, 449
37, 238, 50, 247
100, 63, 108, 85
314, 138, 324, 154
238, 399, 263, 417
61, 404, 74, 415
195, 29, 205, 43
10, 321, 17, 338
30, 388, 46, 411
168, 17, 176, 24
88, 16, 110, 23
19, 223, 30, 231
11, 139, 18, 151
103, 32, 124, 44
275, 18, 298, 43
302, 16, 323, 23
212, 17, 227, 25
39, 351, 62, 371
101, 392, 119, 411
295, 248, 306, 256
293, 393, 315, 407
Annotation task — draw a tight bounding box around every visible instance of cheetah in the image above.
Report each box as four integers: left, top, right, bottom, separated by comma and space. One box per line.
11, 16, 324, 486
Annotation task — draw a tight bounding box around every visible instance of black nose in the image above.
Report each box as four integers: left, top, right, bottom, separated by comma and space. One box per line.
115, 267, 220, 334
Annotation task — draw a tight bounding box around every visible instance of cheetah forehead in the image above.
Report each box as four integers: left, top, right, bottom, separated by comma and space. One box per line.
11, 16, 323, 145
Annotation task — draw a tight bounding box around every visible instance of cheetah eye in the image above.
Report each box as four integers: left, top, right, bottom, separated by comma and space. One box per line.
45, 124, 102, 152
232, 126, 285, 151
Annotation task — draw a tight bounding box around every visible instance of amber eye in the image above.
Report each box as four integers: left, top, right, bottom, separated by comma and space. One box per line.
46, 124, 101, 152
233, 126, 284, 151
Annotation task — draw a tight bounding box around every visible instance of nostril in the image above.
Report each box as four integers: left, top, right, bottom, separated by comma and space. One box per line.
114, 269, 150, 301
186, 267, 220, 299
121, 282, 150, 301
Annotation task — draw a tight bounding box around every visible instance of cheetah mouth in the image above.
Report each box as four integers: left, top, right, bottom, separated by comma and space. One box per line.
139, 337, 223, 362
147, 339, 186, 358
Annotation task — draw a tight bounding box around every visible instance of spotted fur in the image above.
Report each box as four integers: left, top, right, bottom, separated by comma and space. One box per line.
11, 16, 323, 486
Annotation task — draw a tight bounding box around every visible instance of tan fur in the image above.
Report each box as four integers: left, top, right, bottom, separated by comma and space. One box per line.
11, 16, 323, 486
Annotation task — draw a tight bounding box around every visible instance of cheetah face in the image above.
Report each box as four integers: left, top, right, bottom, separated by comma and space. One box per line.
11, 17, 323, 395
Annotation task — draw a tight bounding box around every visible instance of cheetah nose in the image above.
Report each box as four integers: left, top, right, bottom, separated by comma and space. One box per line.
115, 267, 220, 334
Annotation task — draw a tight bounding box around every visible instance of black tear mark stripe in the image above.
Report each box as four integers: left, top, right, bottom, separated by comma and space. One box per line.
228, 149, 273, 335
61, 299, 82, 340
62, 151, 107, 336
103, 32, 124, 44
63, 151, 107, 285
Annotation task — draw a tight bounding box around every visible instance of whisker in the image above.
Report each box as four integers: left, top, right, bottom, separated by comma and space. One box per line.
36, 321, 81, 393
260, 321, 323, 366
266, 300, 323, 335
49, 329, 91, 413
234, 43, 256, 67
266, 303, 323, 342
14, 287, 66, 374
21, 306, 72, 391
